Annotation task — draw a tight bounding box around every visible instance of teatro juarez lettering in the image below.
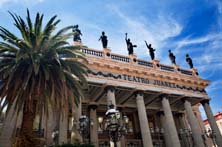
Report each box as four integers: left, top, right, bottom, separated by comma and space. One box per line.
122, 74, 176, 88
88, 70, 205, 92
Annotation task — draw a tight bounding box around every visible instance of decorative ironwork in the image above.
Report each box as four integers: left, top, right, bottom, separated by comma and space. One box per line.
98, 104, 130, 147
78, 115, 93, 144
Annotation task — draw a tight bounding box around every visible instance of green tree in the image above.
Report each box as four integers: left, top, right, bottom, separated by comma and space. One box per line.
0, 10, 87, 146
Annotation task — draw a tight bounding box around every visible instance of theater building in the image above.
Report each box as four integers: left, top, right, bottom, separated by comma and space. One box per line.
1, 44, 222, 147
66, 44, 222, 147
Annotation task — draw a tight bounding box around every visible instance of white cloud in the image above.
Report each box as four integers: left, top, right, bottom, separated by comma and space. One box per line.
175, 33, 222, 50
107, 5, 183, 58
206, 80, 222, 92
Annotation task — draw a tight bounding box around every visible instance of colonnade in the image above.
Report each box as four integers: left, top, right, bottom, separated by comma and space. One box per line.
88, 86, 222, 147
0, 86, 221, 147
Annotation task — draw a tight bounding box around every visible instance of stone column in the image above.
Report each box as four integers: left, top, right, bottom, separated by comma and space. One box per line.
89, 104, 99, 147
161, 97, 181, 147
193, 105, 212, 147
184, 100, 204, 147
158, 111, 172, 147
201, 100, 222, 147
136, 91, 153, 147
177, 113, 189, 147
106, 86, 116, 107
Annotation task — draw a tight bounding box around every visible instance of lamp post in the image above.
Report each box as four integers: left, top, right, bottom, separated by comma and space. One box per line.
205, 128, 217, 147
98, 104, 129, 147
78, 115, 93, 144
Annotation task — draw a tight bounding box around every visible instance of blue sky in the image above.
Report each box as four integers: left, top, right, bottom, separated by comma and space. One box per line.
0, 0, 221, 119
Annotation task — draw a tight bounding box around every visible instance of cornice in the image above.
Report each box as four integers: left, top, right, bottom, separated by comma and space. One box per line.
80, 47, 210, 88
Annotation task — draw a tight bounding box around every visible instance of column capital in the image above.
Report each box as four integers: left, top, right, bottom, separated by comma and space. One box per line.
200, 99, 210, 105
134, 90, 144, 97
159, 94, 169, 100
105, 86, 115, 93
88, 104, 98, 110
156, 111, 164, 116
174, 112, 185, 117
181, 97, 191, 103
117, 106, 125, 112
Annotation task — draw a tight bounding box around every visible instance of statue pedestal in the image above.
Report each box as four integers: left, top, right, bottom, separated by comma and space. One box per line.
73, 41, 82, 46
152, 59, 160, 68
191, 68, 199, 76
173, 64, 180, 72
103, 48, 111, 57
129, 54, 137, 63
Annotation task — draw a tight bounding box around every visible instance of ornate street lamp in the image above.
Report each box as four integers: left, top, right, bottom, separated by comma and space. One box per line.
98, 104, 129, 147
205, 128, 217, 147
78, 115, 93, 143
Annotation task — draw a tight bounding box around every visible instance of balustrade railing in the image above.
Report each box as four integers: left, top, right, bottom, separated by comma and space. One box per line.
160, 64, 175, 72
111, 54, 130, 62
179, 69, 193, 75
137, 60, 153, 68
81, 48, 103, 57
81, 48, 196, 77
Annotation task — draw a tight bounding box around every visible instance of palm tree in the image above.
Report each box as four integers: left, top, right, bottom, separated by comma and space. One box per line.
0, 9, 88, 146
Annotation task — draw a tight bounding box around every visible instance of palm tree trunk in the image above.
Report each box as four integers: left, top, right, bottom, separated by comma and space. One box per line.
14, 99, 36, 147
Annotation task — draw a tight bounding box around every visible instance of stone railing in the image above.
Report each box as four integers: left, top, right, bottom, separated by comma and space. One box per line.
137, 59, 153, 68
81, 48, 198, 76
111, 53, 130, 63
179, 68, 193, 76
81, 48, 103, 57
159, 64, 175, 72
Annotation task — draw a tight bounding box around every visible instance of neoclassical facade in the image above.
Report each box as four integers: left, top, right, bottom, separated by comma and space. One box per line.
74, 46, 222, 147
0, 43, 222, 147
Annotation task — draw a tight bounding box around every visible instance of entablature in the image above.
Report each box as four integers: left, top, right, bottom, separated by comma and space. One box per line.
81, 47, 210, 89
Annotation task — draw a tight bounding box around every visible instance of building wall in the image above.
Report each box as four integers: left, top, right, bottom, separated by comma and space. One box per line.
204, 112, 222, 135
